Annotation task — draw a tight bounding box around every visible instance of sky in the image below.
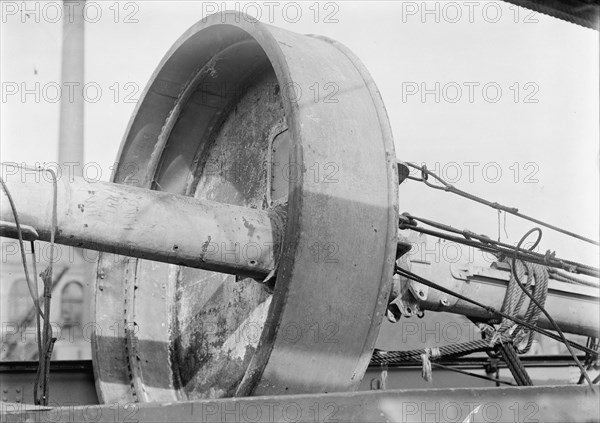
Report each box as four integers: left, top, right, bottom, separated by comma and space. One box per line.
1, 0, 599, 268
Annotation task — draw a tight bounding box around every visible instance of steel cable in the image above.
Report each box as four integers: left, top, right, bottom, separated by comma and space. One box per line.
0, 169, 58, 404
399, 212, 599, 278
509, 229, 594, 387
403, 162, 600, 246
393, 266, 597, 356
0, 176, 45, 317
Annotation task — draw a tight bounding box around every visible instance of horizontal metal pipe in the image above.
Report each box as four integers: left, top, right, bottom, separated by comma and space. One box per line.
0, 164, 279, 279
406, 261, 599, 338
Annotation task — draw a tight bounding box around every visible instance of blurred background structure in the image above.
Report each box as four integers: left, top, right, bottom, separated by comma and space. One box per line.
1, 0, 92, 361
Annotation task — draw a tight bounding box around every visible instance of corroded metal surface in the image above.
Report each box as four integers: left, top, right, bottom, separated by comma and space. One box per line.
93, 11, 398, 402
0, 166, 278, 279
172, 69, 282, 400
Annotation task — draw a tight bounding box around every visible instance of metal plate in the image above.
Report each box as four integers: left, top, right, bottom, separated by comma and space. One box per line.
92, 12, 398, 402
4, 385, 599, 423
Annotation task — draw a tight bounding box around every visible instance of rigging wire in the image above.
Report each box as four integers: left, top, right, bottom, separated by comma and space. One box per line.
403, 162, 600, 246
578, 338, 599, 385
547, 268, 599, 288
399, 213, 599, 278
34, 168, 58, 405
395, 265, 597, 388
394, 165, 599, 386
0, 176, 45, 317
509, 229, 594, 387
30, 242, 43, 363
394, 266, 598, 357
489, 245, 549, 385
395, 263, 594, 387
0, 169, 58, 404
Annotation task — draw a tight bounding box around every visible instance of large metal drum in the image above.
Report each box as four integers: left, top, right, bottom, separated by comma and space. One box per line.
92, 11, 398, 402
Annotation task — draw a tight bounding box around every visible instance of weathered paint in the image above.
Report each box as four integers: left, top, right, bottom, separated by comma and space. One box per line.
0, 164, 278, 279
91, 11, 398, 402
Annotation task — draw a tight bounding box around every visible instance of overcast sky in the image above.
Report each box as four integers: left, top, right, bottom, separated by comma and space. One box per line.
1, 1, 598, 267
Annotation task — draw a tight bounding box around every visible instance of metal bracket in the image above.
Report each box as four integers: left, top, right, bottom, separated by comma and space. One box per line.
266, 120, 289, 208
449, 263, 470, 281
408, 279, 429, 302
387, 274, 425, 322
396, 160, 410, 185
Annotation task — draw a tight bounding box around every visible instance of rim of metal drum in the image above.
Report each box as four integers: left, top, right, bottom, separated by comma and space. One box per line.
92, 11, 398, 402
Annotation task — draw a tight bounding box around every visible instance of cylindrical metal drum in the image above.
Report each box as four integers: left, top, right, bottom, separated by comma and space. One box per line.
92, 11, 398, 402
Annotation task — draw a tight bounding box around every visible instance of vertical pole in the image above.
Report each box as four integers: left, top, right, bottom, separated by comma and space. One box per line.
58, 0, 85, 176
57, 1, 92, 363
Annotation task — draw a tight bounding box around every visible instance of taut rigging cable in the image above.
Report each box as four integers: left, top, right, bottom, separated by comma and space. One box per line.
403, 162, 600, 246
398, 212, 599, 279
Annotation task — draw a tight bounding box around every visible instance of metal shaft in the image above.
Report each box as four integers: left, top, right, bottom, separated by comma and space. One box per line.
0, 164, 279, 279
402, 261, 600, 338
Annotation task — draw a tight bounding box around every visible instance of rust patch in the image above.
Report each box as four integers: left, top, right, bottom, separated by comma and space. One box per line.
200, 236, 212, 259
242, 217, 256, 237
